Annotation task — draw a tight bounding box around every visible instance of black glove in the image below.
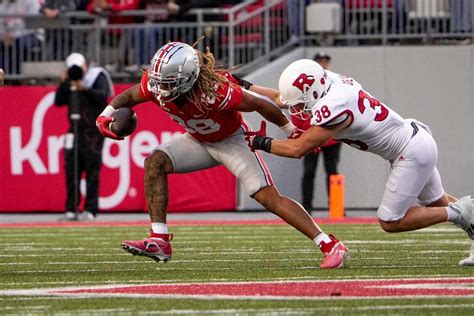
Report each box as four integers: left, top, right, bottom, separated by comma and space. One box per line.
250, 135, 272, 152
232, 74, 253, 90
244, 121, 272, 152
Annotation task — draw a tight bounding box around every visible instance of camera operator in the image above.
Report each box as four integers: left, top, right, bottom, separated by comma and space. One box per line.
54, 52, 114, 221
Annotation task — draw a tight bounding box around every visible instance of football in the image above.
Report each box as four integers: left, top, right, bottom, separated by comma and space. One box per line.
109, 107, 138, 137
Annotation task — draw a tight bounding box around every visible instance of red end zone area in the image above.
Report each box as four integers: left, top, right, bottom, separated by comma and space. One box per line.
3, 278, 474, 300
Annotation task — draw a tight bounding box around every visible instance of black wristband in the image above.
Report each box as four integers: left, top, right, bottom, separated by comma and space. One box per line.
252, 136, 272, 152
232, 74, 253, 90
241, 79, 253, 90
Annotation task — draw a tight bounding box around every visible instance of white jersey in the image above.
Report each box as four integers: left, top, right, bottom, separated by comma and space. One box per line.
310, 71, 413, 161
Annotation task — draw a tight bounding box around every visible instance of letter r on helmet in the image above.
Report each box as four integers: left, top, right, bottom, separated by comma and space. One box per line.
292, 74, 315, 93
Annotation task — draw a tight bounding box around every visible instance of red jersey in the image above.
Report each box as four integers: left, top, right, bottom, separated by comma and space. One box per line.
140, 72, 244, 143
87, 0, 140, 25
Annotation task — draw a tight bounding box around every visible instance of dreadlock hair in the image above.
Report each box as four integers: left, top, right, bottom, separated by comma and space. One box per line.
183, 47, 227, 114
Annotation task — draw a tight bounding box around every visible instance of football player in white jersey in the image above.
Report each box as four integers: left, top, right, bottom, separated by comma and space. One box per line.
245, 59, 474, 246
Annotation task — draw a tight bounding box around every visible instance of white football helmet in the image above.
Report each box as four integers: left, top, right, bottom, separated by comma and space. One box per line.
148, 42, 200, 101
278, 59, 329, 119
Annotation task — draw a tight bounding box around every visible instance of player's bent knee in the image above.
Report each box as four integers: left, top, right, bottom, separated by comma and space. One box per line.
144, 150, 172, 174
252, 186, 280, 209
378, 219, 402, 233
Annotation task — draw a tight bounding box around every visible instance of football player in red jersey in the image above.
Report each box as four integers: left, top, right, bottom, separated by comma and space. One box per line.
96, 42, 349, 269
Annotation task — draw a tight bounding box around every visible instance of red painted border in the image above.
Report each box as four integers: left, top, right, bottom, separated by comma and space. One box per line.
4, 278, 473, 300
55, 278, 474, 298
0, 217, 379, 228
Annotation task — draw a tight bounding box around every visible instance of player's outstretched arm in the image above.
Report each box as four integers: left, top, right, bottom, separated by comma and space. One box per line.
109, 84, 148, 109
249, 85, 285, 108
239, 90, 298, 137
247, 119, 350, 158
231, 74, 284, 108
270, 125, 336, 158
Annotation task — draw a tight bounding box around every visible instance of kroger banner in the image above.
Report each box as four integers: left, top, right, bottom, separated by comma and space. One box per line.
0, 85, 236, 213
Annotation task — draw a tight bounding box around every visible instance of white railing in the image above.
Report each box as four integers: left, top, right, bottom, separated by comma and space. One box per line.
0, 0, 291, 80
1, 0, 473, 80
305, 0, 473, 45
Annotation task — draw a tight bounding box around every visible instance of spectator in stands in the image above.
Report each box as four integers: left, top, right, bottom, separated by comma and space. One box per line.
88, 0, 141, 19
133, 0, 181, 68
451, 0, 474, 35
133, 0, 235, 68
0, 68, 4, 85
295, 51, 342, 211
0, 0, 41, 74
88, 0, 141, 70
41, 0, 83, 19
288, 0, 310, 40
55, 52, 114, 221
167, 0, 222, 21
40, 1, 90, 60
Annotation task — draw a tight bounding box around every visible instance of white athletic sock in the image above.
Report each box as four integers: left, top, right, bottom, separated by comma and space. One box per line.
314, 232, 332, 246
151, 222, 168, 234
445, 205, 461, 223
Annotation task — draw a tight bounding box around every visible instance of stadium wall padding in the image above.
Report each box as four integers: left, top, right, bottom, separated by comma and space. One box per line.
0, 84, 236, 213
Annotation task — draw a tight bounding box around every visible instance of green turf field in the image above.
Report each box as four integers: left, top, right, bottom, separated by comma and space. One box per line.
1, 223, 473, 315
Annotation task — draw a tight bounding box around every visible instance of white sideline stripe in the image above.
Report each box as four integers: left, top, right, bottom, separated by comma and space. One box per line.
135, 304, 474, 314
140, 308, 309, 315
5, 263, 463, 274
0, 305, 48, 311
2, 292, 474, 301
414, 227, 461, 232
3, 274, 472, 286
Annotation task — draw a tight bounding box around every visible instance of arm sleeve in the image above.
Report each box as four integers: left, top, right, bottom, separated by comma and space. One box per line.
54, 81, 71, 106
83, 73, 109, 105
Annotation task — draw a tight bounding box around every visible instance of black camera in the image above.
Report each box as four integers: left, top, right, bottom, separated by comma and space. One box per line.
68, 65, 84, 81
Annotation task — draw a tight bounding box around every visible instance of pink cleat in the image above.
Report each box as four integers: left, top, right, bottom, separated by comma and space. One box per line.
121, 231, 173, 263
319, 234, 350, 269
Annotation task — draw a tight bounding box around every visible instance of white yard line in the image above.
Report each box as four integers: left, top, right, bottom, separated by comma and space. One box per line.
135, 304, 474, 315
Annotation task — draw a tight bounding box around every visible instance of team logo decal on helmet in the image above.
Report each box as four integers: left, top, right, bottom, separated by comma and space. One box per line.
148, 42, 200, 101
292, 73, 315, 93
